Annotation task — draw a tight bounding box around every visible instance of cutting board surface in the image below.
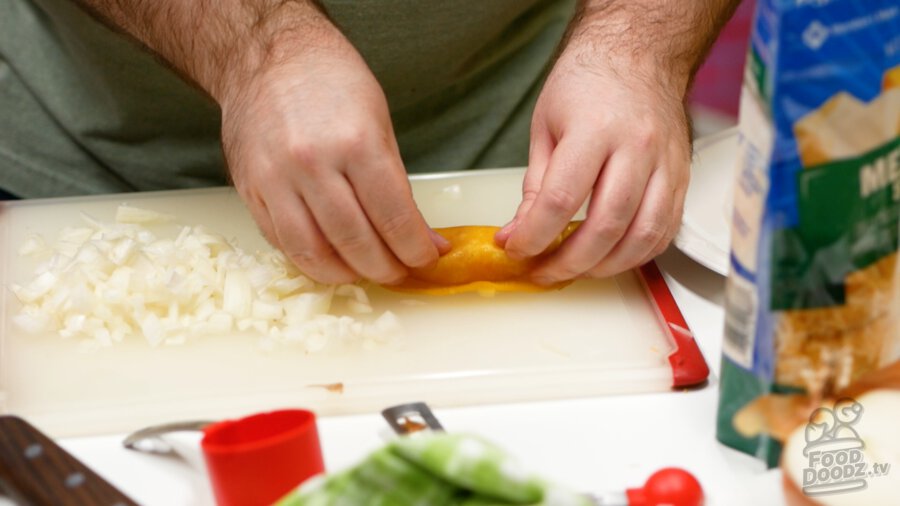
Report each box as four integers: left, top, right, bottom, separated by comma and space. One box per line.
1, 169, 683, 437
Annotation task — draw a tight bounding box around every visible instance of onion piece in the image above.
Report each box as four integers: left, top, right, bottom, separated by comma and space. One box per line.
115, 204, 174, 224
18, 235, 48, 257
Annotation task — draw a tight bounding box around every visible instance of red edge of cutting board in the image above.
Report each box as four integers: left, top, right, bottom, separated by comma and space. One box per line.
637, 262, 710, 388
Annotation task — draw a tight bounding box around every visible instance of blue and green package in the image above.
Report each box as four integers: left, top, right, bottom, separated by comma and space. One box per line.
716, 0, 900, 467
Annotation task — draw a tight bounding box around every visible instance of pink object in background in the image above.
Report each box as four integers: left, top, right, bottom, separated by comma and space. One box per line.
690, 0, 756, 118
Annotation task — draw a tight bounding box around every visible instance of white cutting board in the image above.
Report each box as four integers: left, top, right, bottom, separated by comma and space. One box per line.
0, 169, 693, 438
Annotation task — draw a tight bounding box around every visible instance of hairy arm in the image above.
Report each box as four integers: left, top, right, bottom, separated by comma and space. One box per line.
566, 0, 742, 110
70, 0, 445, 284
500, 0, 741, 282
71, 0, 336, 103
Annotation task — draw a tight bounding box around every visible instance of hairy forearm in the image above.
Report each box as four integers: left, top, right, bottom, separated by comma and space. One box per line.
564, 0, 742, 94
72, 0, 338, 102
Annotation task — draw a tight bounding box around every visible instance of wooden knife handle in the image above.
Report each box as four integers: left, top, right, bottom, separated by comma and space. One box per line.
0, 415, 139, 506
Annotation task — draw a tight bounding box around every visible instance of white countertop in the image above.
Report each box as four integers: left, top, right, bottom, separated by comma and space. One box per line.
38, 248, 786, 506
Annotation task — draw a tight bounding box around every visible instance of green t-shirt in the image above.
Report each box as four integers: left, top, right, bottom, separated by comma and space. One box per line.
0, 0, 574, 198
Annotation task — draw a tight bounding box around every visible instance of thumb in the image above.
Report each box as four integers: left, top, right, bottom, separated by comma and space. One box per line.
495, 127, 553, 246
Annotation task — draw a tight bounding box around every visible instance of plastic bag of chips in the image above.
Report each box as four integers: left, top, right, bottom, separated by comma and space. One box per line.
716, 0, 900, 469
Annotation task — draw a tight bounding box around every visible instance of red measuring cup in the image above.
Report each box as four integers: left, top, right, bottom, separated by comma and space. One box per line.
200, 409, 324, 506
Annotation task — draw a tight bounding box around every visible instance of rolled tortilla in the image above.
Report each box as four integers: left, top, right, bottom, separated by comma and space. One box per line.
387, 222, 581, 295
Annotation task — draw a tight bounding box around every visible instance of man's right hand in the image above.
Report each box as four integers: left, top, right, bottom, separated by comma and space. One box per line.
73, 0, 444, 285
215, 9, 446, 285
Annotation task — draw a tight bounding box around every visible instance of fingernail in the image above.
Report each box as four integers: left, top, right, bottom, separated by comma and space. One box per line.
496, 219, 517, 241
429, 228, 451, 254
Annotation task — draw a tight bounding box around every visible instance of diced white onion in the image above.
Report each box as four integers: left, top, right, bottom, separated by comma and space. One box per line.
115, 204, 174, 224
12, 311, 50, 334
223, 270, 252, 318
252, 300, 284, 321
336, 284, 369, 305
18, 235, 47, 257
14, 271, 58, 303
11, 205, 399, 352
347, 300, 373, 314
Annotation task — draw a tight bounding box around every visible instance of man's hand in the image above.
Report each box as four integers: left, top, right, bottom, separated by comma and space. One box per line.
219, 25, 445, 285
73, 0, 446, 284
498, 47, 691, 283
497, 0, 740, 283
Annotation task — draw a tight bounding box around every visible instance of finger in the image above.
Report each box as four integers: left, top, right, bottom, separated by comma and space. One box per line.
349, 149, 444, 268
429, 228, 452, 255
636, 165, 687, 266
636, 145, 690, 265
496, 120, 554, 245
266, 188, 359, 285
242, 189, 281, 250
632, 221, 675, 271
300, 172, 408, 285
529, 147, 655, 283
582, 166, 675, 278
503, 133, 605, 260
639, 220, 676, 267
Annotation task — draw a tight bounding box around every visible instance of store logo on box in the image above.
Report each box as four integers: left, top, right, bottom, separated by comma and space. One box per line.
802, 398, 891, 497
802, 20, 829, 50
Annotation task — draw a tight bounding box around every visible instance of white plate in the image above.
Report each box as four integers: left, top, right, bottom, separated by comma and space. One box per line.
675, 128, 738, 276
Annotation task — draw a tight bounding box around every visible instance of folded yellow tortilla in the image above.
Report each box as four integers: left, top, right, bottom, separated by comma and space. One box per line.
387, 222, 581, 295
